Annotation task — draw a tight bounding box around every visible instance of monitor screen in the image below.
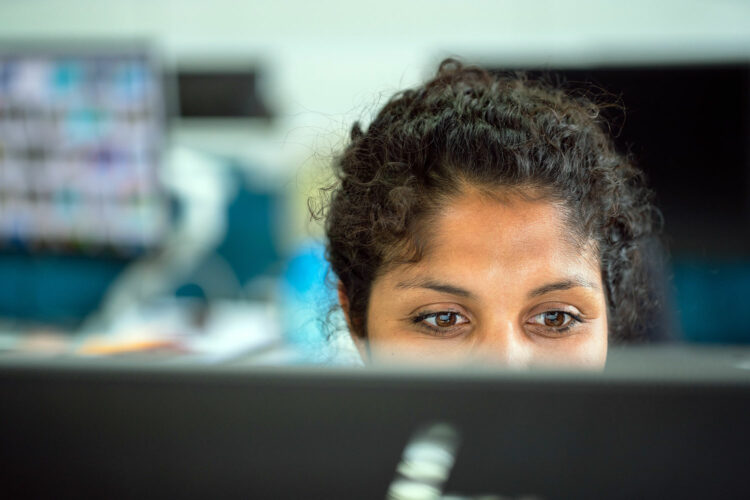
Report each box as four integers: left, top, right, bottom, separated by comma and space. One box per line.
491, 63, 750, 257
0, 43, 166, 255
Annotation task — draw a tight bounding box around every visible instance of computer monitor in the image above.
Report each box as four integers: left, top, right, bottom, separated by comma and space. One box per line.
0, 41, 167, 255
1, 349, 749, 499
490, 63, 750, 257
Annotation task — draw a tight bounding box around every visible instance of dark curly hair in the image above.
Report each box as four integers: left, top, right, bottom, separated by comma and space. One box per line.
318, 59, 662, 343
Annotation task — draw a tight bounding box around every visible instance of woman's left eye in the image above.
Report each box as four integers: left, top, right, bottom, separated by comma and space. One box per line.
528, 311, 581, 331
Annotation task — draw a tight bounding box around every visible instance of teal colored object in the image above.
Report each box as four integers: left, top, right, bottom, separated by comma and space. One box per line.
0, 254, 127, 328
52, 61, 83, 93
214, 168, 281, 286
672, 259, 750, 343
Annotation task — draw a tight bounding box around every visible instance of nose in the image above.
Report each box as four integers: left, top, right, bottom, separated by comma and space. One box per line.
472, 319, 532, 368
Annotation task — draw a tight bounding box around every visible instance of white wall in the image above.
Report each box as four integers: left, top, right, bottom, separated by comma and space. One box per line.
2, 0, 748, 117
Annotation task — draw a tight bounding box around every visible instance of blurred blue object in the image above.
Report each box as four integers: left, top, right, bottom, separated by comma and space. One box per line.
279, 240, 335, 360
214, 165, 281, 287
672, 259, 750, 343
169, 160, 284, 302
0, 254, 127, 328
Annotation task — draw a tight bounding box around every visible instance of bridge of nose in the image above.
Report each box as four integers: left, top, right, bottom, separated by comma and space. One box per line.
470, 318, 534, 367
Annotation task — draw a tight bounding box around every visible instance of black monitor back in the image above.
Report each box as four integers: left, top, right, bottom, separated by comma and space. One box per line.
1, 360, 749, 499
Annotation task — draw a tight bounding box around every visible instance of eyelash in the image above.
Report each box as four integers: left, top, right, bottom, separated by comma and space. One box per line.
411, 311, 468, 336
410, 310, 584, 336
527, 311, 584, 335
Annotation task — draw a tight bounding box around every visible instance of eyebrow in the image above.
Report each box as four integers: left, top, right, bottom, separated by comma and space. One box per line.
395, 278, 474, 298
395, 275, 599, 300
527, 276, 600, 298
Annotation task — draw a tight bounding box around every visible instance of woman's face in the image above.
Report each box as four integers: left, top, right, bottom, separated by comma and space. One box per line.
352, 188, 608, 368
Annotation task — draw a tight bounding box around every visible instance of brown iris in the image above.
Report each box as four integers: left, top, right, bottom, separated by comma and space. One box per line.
544, 311, 567, 327
435, 312, 458, 327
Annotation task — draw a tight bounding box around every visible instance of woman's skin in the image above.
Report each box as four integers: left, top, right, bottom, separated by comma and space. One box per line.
341, 186, 609, 368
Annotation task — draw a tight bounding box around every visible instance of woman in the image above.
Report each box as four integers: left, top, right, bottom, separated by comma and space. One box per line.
317, 59, 661, 367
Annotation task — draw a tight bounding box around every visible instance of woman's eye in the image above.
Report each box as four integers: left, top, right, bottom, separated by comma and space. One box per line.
528, 311, 581, 330
414, 311, 469, 330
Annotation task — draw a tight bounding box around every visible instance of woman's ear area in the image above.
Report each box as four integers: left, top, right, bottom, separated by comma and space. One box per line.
337, 281, 351, 325
337, 281, 369, 361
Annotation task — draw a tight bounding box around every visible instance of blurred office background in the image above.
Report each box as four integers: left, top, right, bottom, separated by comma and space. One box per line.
0, 0, 748, 361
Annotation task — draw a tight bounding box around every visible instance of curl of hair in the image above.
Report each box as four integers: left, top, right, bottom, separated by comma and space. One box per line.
315, 59, 662, 342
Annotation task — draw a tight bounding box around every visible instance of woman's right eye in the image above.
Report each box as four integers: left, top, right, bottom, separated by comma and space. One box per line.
413, 311, 470, 332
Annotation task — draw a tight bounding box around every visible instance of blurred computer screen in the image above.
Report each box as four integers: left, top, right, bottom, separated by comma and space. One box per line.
0, 42, 166, 254
0, 42, 168, 328
496, 63, 750, 257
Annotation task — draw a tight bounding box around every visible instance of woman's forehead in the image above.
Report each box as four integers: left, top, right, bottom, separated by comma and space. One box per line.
381, 191, 601, 290
434, 192, 587, 257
